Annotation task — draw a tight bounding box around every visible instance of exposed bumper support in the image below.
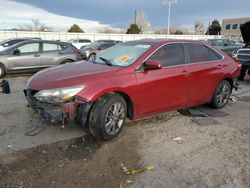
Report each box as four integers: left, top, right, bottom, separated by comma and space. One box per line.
24, 89, 93, 125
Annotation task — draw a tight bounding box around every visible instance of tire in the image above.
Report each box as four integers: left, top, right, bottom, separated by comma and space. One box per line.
0, 64, 6, 78
238, 68, 246, 80
61, 59, 74, 64
210, 80, 232, 109
88, 93, 127, 140
88, 54, 96, 62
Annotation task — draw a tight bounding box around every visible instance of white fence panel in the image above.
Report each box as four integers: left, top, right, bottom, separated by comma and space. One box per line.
0, 31, 223, 42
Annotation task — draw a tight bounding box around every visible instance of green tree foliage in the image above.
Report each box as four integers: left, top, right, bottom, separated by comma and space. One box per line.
126, 24, 141, 34
68, 24, 84, 33
172, 29, 183, 35
206, 20, 221, 35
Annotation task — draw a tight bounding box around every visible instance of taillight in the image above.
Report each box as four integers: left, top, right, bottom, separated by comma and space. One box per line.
231, 55, 242, 69
73, 48, 81, 54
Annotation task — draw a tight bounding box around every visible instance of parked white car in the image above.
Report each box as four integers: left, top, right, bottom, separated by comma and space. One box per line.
68, 38, 92, 49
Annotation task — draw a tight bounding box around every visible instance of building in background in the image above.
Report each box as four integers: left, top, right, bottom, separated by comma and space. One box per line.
222, 17, 250, 41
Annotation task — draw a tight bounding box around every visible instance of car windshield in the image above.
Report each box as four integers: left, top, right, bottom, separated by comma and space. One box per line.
93, 43, 152, 67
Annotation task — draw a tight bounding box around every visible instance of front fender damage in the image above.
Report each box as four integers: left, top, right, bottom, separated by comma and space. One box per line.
24, 89, 93, 127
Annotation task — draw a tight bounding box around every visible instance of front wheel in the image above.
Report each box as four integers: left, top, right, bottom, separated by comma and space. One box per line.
88, 54, 96, 62
0, 64, 6, 78
88, 93, 127, 140
210, 80, 232, 109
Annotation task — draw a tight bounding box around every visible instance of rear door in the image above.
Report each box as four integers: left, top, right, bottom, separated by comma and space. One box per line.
135, 43, 189, 117
184, 43, 224, 106
39, 42, 65, 67
7, 42, 41, 70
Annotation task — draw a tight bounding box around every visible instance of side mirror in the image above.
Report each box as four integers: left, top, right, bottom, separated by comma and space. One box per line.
143, 60, 162, 70
97, 47, 103, 50
223, 43, 228, 47
3, 43, 9, 47
13, 49, 20, 55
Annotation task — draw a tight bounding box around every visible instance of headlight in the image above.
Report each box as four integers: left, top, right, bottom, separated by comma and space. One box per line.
82, 50, 90, 56
34, 85, 85, 103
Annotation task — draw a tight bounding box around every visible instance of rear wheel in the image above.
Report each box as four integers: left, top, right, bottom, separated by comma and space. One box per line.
61, 59, 74, 64
210, 80, 232, 109
88, 93, 127, 140
0, 64, 6, 78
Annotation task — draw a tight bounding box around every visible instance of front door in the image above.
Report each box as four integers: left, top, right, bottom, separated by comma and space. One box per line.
7, 42, 41, 70
135, 43, 189, 117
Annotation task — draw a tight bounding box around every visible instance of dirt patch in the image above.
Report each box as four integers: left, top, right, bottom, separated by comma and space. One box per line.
0, 129, 142, 188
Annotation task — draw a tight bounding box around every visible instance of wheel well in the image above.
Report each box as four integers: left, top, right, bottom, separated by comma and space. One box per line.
96, 91, 134, 120
116, 92, 134, 120
61, 59, 74, 64
0, 62, 7, 71
223, 78, 233, 89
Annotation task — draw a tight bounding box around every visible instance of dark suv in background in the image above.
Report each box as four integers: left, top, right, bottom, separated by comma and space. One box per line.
235, 21, 250, 79
207, 39, 244, 56
0, 39, 82, 78
80, 40, 118, 60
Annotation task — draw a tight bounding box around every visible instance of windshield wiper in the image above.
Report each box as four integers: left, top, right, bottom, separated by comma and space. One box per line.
99, 57, 113, 66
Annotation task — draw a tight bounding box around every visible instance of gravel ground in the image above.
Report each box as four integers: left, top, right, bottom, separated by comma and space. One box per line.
0, 75, 85, 153
0, 76, 249, 188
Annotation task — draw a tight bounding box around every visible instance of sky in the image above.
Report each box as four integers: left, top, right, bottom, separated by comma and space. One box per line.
0, 0, 249, 32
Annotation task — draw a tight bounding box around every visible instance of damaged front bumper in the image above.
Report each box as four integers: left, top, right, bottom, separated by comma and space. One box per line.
24, 89, 93, 126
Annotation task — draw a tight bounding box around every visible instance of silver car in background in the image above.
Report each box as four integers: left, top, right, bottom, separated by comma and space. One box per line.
0, 39, 83, 78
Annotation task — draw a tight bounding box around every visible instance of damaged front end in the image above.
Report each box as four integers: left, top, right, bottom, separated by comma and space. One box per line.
24, 88, 93, 127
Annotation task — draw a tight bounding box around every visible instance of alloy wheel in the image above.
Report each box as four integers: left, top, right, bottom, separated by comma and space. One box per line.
216, 83, 231, 106
105, 102, 125, 136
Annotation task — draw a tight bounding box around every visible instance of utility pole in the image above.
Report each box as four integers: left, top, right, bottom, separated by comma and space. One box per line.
134, 9, 137, 24
163, 0, 177, 35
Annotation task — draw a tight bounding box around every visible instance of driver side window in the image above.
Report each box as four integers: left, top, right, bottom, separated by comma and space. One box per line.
148, 43, 185, 67
17, 43, 39, 54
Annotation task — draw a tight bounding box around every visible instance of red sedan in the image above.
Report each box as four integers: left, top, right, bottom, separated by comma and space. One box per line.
24, 39, 241, 140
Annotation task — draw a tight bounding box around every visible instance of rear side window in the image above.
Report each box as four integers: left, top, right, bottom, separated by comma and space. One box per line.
43, 43, 62, 52
148, 43, 185, 67
186, 43, 210, 63
186, 43, 222, 63
207, 47, 222, 61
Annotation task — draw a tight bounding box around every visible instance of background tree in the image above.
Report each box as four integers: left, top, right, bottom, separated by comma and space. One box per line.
194, 21, 205, 34
135, 11, 150, 33
206, 19, 221, 35
126, 24, 141, 34
67, 24, 84, 33
172, 29, 183, 35
97, 26, 124, 34
19, 19, 52, 31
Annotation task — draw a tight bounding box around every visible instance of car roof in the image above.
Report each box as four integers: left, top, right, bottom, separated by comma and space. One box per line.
125, 38, 205, 45
3, 39, 69, 51
13, 39, 68, 44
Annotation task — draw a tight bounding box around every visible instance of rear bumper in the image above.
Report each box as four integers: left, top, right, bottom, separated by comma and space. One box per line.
24, 89, 93, 125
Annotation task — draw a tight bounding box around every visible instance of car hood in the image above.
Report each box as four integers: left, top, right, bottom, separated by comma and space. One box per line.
27, 61, 121, 90
240, 21, 250, 43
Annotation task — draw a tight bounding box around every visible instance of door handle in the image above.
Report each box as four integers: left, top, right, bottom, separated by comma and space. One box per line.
34, 54, 40, 57
181, 70, 189, 75
217, 64, 223, 68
